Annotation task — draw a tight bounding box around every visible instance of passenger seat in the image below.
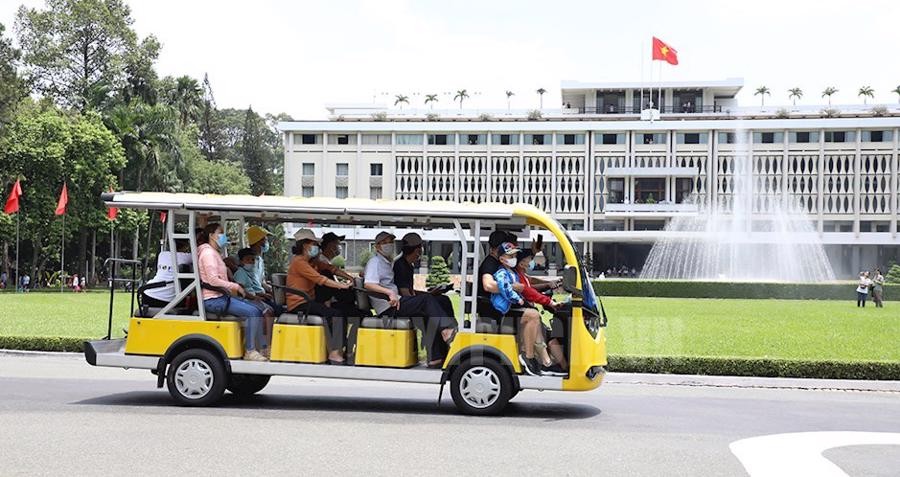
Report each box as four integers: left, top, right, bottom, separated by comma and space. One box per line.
271, 272, 325, 325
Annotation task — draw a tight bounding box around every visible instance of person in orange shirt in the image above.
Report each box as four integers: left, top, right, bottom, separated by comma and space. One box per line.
286, 229, 352, 365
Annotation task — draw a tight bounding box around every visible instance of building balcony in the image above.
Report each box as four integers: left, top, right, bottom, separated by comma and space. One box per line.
603, 202, 700, 217
605, 166, 698, 177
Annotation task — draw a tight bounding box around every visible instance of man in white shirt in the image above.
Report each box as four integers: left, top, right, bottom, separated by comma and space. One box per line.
142, 240, 193, 307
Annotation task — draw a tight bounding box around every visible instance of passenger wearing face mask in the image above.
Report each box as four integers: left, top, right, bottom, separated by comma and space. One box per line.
233, 248, 277, 350
197, 223, 268, 361
364, 231, 457, 367
315, 232, 358, 303
246, 226, 274, 296
286, 229, 351, 365
490, 242, 544, 376
514, 249, 568, 376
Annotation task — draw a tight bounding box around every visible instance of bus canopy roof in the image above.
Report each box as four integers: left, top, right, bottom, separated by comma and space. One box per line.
102, 192, 553, 229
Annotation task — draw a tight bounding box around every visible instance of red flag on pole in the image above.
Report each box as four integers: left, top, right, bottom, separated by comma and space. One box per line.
55, 183, 68, 216
652, 37, 679, 65
4, 179, 22, 214
159, 211, 167, 223
106, 187, 117, 220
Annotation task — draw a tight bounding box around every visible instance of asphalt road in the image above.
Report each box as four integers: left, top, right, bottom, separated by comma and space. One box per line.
1, 352, 899, 476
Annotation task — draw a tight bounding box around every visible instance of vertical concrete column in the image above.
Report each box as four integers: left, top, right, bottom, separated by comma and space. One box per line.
817, 129, 825, 234
853, 129, 861, 237
891, 127, 898, 237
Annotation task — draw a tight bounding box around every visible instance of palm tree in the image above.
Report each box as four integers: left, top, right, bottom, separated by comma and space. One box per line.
104, 102, 182, 193
754, 86, 771, 107
822, 86, 838, 106
505, 90, 515, 110
454, 89, 469, 109
394, 94, 409, 110
893, 85, 900, 104
163, 76, 204, 127
788, 87, 803, 106
536, 88, 547, 109
424, 94, 438, 109
858, 86, 874, 105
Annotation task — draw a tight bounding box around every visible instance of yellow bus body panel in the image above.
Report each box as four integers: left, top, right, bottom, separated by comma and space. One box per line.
562, 306, 608, 391
443, 332, 521, 373
270, 324, 327, 363
124, 318, 243, 358
354, 328, 418, 368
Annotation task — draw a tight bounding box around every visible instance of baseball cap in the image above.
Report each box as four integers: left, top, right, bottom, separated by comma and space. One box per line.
516, 249, 534, 261
246, 226, 271, 246
293, 228, 319, 242
499, 242, 520, 256
321, 232, 345, 246
488, 230, 508, 248
401, 232, 423, 247
374, 231, 396, 243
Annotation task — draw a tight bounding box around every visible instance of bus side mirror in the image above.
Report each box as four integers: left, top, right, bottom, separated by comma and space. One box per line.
561, 266, 581, 297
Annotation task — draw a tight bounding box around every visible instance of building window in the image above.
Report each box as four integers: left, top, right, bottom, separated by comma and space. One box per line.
370, 186, 383, 200
301, 186, 314, 198
634, 178, 665, 203
336, 186, 349, 199
677, 133, 707, 144
633, 220, 666, 231
463, 134, 486, 145
675, 178, 693, 203
825, 131, 854, 143
328, 134, 357, 145
790, 131, 819, 143
607, 178, 625, 204
302, 163, 315, 176
718, 132, 736, 144
396, 134, 424, 145
427, 134, 453, 145
492, 134, 520, 146
640, 133, 666, 145
297, 134, 320, 145
336, 163, 349, 177
524, 134, 550, 145
370, 163, 383, 176
753, 132, 783, 144
862, 130, 891, 142
361, 134, 392, 145
597, 133, 624, 145
557, 133, 585, 145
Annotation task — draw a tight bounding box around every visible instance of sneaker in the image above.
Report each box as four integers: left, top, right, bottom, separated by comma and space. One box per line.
244, 350, 268, 362
261, 348, 271, 359
541, 363, 567, 377
519, 353, 542, 376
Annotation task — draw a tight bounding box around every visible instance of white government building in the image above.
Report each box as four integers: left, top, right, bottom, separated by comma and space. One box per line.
278, 78, 900, 277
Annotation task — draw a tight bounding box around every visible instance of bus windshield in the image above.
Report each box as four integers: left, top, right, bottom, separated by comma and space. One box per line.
564, 232, 601, 318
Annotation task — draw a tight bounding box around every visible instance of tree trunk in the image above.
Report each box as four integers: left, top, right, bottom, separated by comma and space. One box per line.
77, 226, 88, 281
90, 229, 97, 285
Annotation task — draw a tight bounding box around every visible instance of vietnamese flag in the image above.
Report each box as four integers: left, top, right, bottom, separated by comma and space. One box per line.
159, 211, 167, 223
4, 179, 22, 214
652, 37, 678, 65
55, 183, 68, 216
106, 187, 118, 220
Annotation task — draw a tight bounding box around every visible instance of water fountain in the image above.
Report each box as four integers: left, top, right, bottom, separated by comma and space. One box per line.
641, 130, 835, 282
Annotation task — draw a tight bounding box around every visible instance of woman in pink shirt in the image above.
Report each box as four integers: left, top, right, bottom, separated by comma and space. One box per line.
197, 223, 267, 362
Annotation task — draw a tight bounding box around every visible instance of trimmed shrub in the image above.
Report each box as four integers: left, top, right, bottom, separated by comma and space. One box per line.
607, 355, 900, 380
593, 279, 900, 300
0, 336, 85, 352
426, 256, 451, 287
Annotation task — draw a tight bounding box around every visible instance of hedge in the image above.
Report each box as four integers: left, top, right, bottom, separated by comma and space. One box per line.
607, 355, 900, 381
593, 279, 900, 300
2, 336, 898, 381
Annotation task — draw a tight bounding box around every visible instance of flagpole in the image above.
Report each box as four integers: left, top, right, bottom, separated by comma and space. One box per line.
14, 212, 19, 293
60, 213, 65, 292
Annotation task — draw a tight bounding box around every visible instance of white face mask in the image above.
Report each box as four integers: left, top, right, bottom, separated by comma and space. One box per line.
379, 242, 395, 257
502, 256, 517, 268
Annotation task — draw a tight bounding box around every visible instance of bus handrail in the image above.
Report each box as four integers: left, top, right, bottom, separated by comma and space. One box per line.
102, 258, 145, 340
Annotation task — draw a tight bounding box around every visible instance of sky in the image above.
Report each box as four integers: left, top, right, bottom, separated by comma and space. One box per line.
2, 0, 900, 119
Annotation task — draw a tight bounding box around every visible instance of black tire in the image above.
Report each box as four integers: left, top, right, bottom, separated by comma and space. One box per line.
166, 348, 227, 407
227, 374, 271, 397
449, 358, 513, 416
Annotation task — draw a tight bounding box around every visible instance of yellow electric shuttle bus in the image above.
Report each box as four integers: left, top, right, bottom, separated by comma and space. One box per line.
84, 192, 607, 415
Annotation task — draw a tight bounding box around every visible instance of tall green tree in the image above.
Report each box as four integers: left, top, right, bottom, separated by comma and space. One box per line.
239, 107, 274, 195
454, 89, 469, 109
857, 86, 874, 105
103, 101, 181, 192
788, 87, 803, 106
160, 75, 203, 127
15, 0, 154, 111
822, 86, 838, 106
754, 86, 770, 107
0, 23, 26, 125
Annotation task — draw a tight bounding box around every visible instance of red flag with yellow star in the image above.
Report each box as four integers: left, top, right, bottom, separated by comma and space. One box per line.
652, 37, 678, 65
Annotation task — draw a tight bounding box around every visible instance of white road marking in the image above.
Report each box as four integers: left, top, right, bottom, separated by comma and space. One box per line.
730, 431, 900, 477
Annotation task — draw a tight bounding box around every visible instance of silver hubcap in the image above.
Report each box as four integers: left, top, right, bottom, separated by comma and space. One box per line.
460, 366, 501, 409
174, 359, 213, 399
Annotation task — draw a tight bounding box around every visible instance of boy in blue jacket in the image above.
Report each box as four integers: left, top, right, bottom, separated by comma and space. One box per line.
491, 242, 544, 376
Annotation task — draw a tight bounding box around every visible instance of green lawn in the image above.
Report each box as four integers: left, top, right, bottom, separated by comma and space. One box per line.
1, 292, 898, 363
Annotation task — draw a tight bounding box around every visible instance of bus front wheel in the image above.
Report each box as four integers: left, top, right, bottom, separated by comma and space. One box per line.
227, 374, 271, 398
166, 348, 227, 406
449, 358, 513, 416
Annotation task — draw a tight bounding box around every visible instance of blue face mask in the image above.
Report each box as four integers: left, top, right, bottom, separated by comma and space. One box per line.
308, 245, 320, 258
216, 233, 228, 248
261, 242, 270, 253
528, 260, 536, 271
242, 264, 254, 272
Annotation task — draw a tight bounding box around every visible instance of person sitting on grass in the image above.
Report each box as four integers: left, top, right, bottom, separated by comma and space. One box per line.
514, 249, 567, 376
233, 248, 277, 352
490, 242, 544, 377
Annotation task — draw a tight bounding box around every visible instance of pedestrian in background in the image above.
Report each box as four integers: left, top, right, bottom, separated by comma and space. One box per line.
856, 271, 872, 307
872, 268, 885, 308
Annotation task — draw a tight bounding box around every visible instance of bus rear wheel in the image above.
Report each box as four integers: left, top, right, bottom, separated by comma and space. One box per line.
227, 374, 271, 398
450, 358, 513, 416
166, 348, 226, 407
